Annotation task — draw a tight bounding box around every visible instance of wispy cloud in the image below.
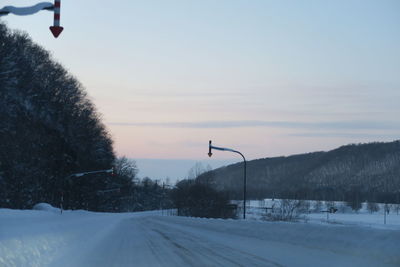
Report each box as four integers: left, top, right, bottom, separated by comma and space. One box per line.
108, 120, 400, 131
288, 132, 400, 139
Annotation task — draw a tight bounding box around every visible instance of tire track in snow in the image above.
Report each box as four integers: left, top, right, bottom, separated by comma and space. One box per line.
144, 217, 283, 267
151, 228, 245, 266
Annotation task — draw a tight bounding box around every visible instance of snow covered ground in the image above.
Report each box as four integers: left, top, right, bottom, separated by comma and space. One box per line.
245, 199, 400, 230
1, 206, 399, 267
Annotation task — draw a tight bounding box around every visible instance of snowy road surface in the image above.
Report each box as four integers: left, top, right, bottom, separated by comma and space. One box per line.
1, 209, 399, 267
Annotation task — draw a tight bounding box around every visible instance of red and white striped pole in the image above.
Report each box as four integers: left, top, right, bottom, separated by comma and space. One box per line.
49, 0, 63, 38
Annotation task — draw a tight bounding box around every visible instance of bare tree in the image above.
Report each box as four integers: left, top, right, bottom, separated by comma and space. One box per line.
114, 157, 138, 181
264, 199, 308, 221
367, 201, 380, 213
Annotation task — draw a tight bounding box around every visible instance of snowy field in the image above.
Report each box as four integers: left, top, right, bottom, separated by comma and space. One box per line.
1, 204, 400, 267
245, 199, 400, 230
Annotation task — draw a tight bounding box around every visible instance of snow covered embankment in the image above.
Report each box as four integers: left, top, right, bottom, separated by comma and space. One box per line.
0, 208, 135, 266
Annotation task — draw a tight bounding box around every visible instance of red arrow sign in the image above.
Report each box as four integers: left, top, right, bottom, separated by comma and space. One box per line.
50, 26, 63, 38
49, 0, 63, 38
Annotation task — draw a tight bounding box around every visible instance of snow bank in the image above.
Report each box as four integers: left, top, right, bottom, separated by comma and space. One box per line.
33, 203, 60, 213
0, 209, 154, 266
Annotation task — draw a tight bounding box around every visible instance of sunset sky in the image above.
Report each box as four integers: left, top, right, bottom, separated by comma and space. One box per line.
2, 0, 400, 179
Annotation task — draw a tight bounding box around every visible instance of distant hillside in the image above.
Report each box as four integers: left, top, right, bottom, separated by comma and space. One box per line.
198, 141, 400, 203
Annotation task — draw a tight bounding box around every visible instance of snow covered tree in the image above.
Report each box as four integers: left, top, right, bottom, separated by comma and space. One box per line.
0, 22, 115, 209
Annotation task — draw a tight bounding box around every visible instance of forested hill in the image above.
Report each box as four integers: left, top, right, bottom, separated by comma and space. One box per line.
199, 141, 400, 203
0, 22, 115, 209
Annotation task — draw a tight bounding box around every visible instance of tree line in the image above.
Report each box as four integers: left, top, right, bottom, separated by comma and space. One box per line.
0, 22, 181, 212
0, 22, 119, 210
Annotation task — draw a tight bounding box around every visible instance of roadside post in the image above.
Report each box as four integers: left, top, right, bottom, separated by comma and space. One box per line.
322, 207, 337, 222
384, 203, 389, 225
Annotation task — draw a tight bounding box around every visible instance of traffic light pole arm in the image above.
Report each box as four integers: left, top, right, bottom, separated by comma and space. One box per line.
210, 144, 246, 162
0, 2, 54, 16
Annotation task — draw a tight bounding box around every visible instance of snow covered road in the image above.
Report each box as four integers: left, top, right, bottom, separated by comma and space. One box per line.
1, 209, 399, 267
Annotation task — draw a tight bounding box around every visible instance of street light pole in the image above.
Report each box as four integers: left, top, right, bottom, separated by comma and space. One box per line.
208, 140, 247, 219
61, 168, 113, 214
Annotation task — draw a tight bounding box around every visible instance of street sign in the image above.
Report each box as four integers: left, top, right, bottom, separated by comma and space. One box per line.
49, 0, 63, 38
50, 26, 63, 38
0, 1, 64, 38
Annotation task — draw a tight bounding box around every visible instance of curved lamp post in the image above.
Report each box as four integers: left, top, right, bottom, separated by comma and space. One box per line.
208, 140, 247, 219
61, 168, 113, 214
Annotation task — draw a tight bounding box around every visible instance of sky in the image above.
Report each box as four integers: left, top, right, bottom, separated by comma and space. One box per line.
1, 0, 400, 179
